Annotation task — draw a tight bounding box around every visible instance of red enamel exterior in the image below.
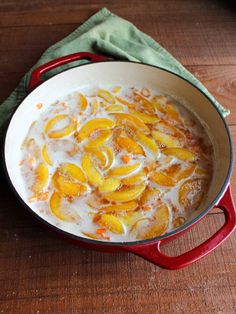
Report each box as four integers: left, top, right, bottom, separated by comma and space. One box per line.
25, 52, 236, 270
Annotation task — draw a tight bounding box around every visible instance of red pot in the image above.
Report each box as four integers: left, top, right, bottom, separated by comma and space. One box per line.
3, 52, 236, 269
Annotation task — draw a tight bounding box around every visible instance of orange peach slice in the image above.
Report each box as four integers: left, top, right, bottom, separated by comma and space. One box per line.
139, 204, 169, 239
117, 211, 142, 226
103, 184, 146, 202
176, 164, 196, 181
122, 173, 146, 186
60, 163, 86, 183
172, 216, 186, 228
129, 109, 159, 123
115, 96, 134, 108
45, 114, 77, 138
86, 129, 112, 147
105, 105, 123, 112
84, 146, 107, 168
98, 178, 121, 193
150, 171, 176, 187
162, 148, 197, 161
102, 146, 114, 170
136, 132, 159, 154
42, 144, 53, 166
151, 95, 167, 113
52, 171, 87, 197
115, 136, 145, 155
90, 99, 98, 114
81, 154, 103, 186
78, 93, 88, 111
97, 89, 115, 104
164, 103, 182, 123
111, 113, 150, 132
100, 201, 138, 213
31, 162, 49, 194
76, 118, 115, 142
112, 86, 122, 93
140, 187, 161, 205
179, 178, 205, 210
50, 191, 79, 222
108, 162, 140, 177
152, 130, 181, 148
96, 214, 124, 234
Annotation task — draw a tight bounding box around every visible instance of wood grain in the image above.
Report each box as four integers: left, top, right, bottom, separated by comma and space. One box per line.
0, 1, 236, 313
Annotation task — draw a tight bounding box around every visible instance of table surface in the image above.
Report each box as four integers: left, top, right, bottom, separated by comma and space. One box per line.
0, 1, 236, 313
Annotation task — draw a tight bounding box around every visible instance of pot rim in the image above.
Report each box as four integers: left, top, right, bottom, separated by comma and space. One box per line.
2, 60, 234, 247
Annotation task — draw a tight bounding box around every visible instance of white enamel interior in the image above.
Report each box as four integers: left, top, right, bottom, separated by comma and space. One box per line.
4, 61, 232, 240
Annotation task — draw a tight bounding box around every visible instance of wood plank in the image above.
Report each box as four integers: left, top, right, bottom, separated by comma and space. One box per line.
1, 0, 236, 27
0, 203, 235, 313
186, 65, 236, 126
0, 3, 235, 73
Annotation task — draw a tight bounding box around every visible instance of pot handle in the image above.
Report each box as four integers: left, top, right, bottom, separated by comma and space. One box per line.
126, 185, 236, 270
28, 52, 110, 92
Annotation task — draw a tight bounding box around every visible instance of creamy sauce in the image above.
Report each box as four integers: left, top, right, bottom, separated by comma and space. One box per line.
20, 86, 213, 242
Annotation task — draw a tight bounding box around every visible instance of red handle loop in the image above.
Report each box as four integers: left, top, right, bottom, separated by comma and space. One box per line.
126, 185, 236, 270
28, 52, 110, 92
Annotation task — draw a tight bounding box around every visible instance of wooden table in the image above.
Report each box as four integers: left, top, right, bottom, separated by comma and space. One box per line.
0, 1, 236, 313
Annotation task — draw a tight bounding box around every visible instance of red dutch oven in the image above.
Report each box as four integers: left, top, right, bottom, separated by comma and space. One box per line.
3, 52, 236, 269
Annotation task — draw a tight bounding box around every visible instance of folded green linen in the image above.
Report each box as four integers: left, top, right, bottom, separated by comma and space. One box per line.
0, 7, 229, 137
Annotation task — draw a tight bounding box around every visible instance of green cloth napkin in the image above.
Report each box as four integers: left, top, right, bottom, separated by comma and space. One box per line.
0, 7, 229, 137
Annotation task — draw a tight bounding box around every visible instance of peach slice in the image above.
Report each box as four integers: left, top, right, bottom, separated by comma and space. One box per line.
117, 211, 142, 226
42, 144, 53, 166
151, 95, 167, 113
86, 129, 112, 147
150, 171, 176, 187
152, 130, 181, 148
97, 89, 115, 104
165, 103, 182, 123
98, 178, 121, 193
81, 154, 103, 186
156, 120, 185, 141
129, 109, 159, 123
102, 146, 114, 170
133, 93, 155, 113
108, 162, 140, 177
179, 178, 205, 210
136, 132, 159, 154
50, 191, 79, 222
140, 187, 161, 205
45, 114, 77, 138
103, 184, 146, 202
112, 86, 122, 93
31, 162, 49, 194
115, 136, 145, 155
90, 99, 98, 114
172, 216, 186, 228
115, 96, 134, 108
96, 214, 124, 234
84, 146, 107, 168
105, 105, 123, 112
76, 118, 115, 142
100, 201, 138, 213
176, 164, 196, 181
139, 204, 169, 239
81, 232, 100, 240
162, 148, 197, 161
195, 167, 208, 176
122, 172, 146, 186
52, 171, 87, 197
60, 163, 86, 183
78, 93, 88, 111
111, 113, 150, 132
